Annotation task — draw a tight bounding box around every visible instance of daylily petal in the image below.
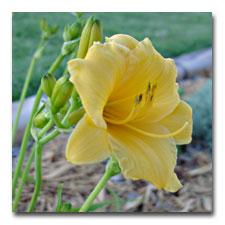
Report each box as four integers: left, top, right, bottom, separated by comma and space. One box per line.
144, 59, 180, 122
66, 114, 111, 164
108, 121, 182, 192
105, 37, 179, 124
159, 100, 193, 145
68, 41, 130, 128
105, 34, 139, 50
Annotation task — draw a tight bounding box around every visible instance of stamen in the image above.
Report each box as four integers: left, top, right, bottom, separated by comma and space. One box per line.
138, 94, 143, 102
148, 83, 151, 92
124, 122, 188, 138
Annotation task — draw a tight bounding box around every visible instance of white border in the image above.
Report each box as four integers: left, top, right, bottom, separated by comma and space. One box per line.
2, 0, 224, 224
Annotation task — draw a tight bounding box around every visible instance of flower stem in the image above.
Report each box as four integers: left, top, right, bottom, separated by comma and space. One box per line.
12, 57, 37, 146
12, 53, 65, 199
27, 143, 43, 212
37, 118, 54, 139
12, 146, 35, 212
12, 87, 43, 199
79, 171, 112, 212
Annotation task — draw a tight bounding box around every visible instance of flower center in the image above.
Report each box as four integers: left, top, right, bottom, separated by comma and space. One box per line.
104, 82, 156, 125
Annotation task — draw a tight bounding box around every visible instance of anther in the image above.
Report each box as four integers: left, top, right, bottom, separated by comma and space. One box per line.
139, 94, 143, 102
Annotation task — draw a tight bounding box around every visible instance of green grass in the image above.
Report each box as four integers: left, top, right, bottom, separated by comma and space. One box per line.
12, 12, 212, 101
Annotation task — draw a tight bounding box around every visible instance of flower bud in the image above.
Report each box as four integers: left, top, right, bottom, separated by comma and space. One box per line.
88, 19, 103, 48
67, 107, 85, 126
106, 156, 121, 177
40, 18, 58, 40
63, 21, 83, 42
69, 21, 83, 39
61, 40, 78, 56
77, 16, 94, 58
41, 73, 56, 97
76, 12, 84, 20
50, 75, 73, 114
59, 101, 71, 115
63, 24, 72, 42
33, 112, 51, 128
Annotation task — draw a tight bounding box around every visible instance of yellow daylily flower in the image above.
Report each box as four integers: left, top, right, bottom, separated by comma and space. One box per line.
66, 34, 193, 192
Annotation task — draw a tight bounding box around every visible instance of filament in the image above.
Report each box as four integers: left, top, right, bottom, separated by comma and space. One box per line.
124, 122, 188, 138
104, 104, 137, 125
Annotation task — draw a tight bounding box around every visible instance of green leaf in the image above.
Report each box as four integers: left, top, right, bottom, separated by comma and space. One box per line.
59, 203, 72, 212
55, 183, 64, 212
69, 199, 143, 212
106, 187, 121, 212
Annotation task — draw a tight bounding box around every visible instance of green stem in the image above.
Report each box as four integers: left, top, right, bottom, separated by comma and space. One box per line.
12, 53, 65, 199
27, 143, 43, 212
12, 57, 37, 146
12, 146, 35, 212
12, 87, 43, 199
63, 46, 78, 75
51, 113, 64, 128
37, 119, 54, 139
79, 171, 112, 212
48, 53, 64, 74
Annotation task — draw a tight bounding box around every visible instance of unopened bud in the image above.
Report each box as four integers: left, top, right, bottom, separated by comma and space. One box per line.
77, 16, 94, 58
40, 18, 58, 40
67, 107, 85, 126
61, 40, 78, 56
106, 156, 121, 177
50, 75, 73, 114
69, 21, 83, 40
41, 73, 56, 97
63, 21, 83, 42
33, 112, 51, 128
63, 24, 72, 42
76, 12, 84, 20
59, 101, 71, 115
88, 19, 103, 48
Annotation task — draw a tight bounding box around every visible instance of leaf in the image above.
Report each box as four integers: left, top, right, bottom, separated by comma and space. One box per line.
55, 183, 64, 212
69, 199, 143, 212
59, 203, 72, 212
106, 187, 121, 212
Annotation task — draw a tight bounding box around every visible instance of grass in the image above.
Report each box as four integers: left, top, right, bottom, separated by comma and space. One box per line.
12, 12, 212, 101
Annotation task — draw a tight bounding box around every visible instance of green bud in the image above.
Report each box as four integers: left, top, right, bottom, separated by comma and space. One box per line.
69, 21, 83, 40
88, 19, 103, 48
63, 24, 72, 42
67, 107, 85, 126
40, 18, 58, 40
40, 18, 48, 31
41, 73, 56, 97
50, 26, 59, 35
51, 75, 74, 114
61, 40, 78, 56
59, 101, 70, 115
106, 156, 121, 177
76, 12, 84, 20
77, 16, 94, 58
33, 112, 51, 128
63, 21, 82, 42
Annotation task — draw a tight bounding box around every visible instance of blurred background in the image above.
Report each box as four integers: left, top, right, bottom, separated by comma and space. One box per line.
12, 12, 212, 212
